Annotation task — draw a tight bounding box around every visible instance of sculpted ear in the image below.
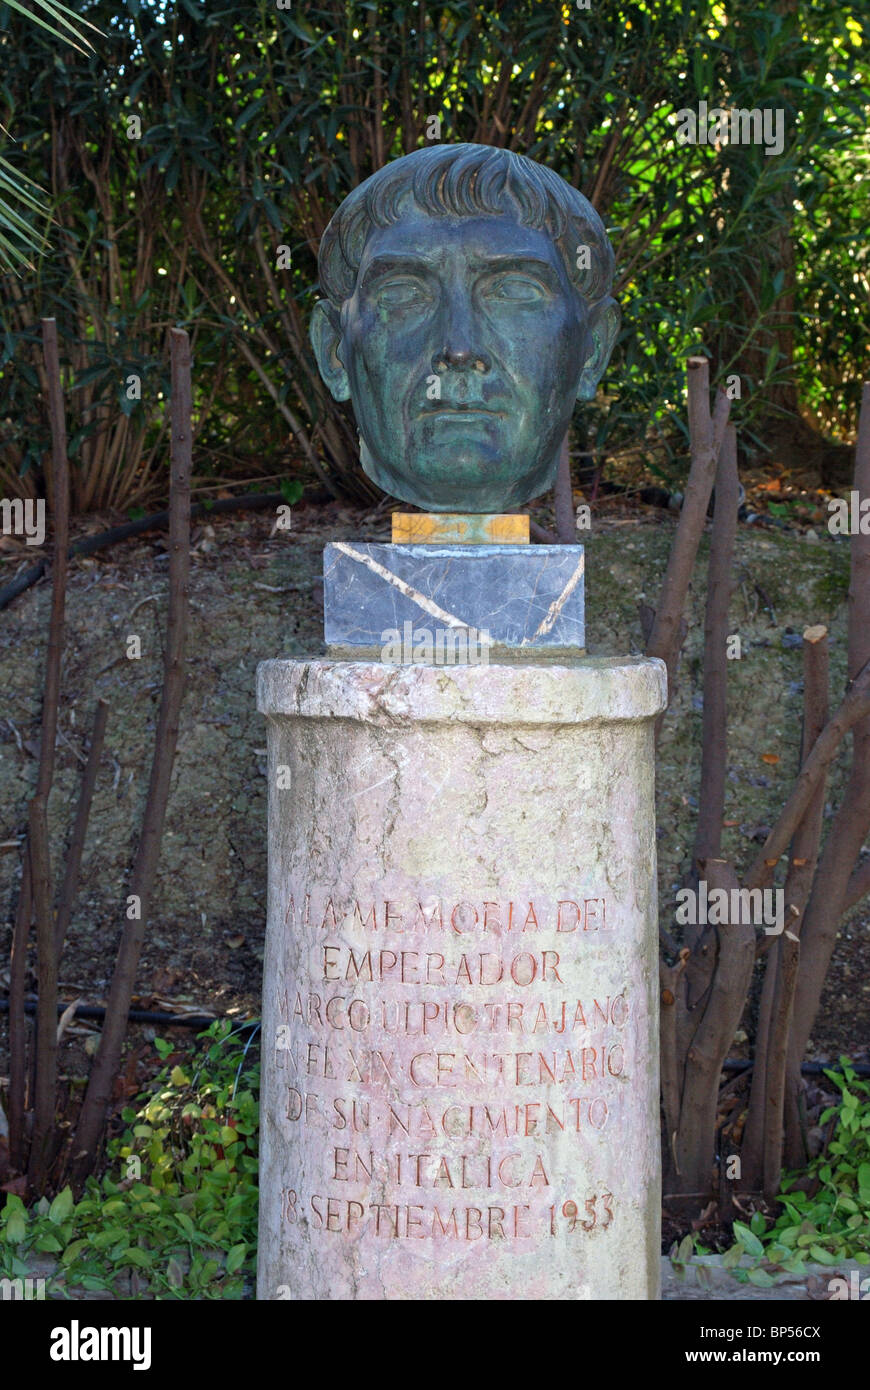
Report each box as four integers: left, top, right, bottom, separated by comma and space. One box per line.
576, 297, 621, 402
309, 299, 351, 401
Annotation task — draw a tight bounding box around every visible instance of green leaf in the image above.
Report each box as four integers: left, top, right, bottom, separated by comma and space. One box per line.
279, 477, 304, 505
48, 1188, 74, 1226
34, 1233, 63, 1253
747, 1267, 776, 1287
119, 1248, 154, 1268
4, 1211, 27, 1245
3, 0, 100, 55
225, 1242, 247, 1273
808, 1245, 838, 1265
733, 1222, 764, 1258
235, 98, 266, 131
61, 1239, 90, 1265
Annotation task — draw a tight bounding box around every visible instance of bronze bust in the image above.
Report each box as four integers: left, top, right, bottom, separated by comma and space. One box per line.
310, 143, 619, 513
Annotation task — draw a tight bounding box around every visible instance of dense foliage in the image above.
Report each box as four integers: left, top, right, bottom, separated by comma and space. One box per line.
1, 0, 867, 509
0, 1020, 259, 1298
671, 1059, 870, 1287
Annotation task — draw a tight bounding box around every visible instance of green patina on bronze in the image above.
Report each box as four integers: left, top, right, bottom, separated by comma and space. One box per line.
310, 143, 620, 514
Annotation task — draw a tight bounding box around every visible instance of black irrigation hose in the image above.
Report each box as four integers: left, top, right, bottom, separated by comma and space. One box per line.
0, 998, 865, 1074
1, 480, 789, 612
0, 998, 228, 1030
0, 491, 287, 612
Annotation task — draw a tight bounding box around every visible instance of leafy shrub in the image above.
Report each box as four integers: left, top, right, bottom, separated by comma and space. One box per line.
1, 1, 867, 508
724, 1057, 870, 1286
0, 1019, 259, 1299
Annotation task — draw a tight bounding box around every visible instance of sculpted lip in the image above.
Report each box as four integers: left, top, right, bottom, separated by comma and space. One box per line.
417, 406, 506, 419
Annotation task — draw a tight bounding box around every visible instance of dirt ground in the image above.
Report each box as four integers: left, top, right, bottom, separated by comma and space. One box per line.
0, 494, 867, 1074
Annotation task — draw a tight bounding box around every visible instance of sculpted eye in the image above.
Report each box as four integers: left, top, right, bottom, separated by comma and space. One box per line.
376, 278, 430, 306
484, 275, 548, 302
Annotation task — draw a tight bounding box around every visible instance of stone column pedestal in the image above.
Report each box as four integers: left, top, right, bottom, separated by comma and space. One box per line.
257, 655, 667, 1301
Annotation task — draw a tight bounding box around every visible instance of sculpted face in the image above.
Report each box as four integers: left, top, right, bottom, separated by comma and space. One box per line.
311, 154, 620, 512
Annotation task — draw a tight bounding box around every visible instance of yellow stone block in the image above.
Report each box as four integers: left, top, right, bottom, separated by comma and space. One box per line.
391, 513, 529, 545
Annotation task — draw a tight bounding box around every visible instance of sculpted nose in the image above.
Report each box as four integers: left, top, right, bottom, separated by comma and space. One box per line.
435, 344, 473, 369
432, 290, 490, 374
432, 343, 491, 374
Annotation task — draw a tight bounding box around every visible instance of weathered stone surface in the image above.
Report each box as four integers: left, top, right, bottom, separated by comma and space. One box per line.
257, 655, 666, 1300
323, 541, 586, 650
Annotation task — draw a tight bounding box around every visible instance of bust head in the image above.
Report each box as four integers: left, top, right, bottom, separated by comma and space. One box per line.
310, 143, 620, 513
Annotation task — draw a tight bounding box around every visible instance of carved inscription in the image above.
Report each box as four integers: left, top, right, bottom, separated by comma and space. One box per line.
277, 891, 632, 1243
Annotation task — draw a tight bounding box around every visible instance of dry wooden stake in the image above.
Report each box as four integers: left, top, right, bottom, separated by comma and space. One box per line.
693, 424, 739, 864
646, 356, 731, 737
71, 328, 192, 1185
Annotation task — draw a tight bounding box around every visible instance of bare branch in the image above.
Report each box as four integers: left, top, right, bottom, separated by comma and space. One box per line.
71, 331, 192, 1185
27, 794, 56, 1191
54, 699, 109, 955
787, 382, 870, 1085
646, 358, 731, 735
744, 655, 870, 892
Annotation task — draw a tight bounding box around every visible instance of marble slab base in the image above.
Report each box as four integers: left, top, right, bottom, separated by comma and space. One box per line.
323, 542, 585, 652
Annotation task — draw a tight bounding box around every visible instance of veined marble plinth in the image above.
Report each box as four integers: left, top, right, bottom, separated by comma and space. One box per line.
323, 542, 585, 651
257, 655, 667, 1301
